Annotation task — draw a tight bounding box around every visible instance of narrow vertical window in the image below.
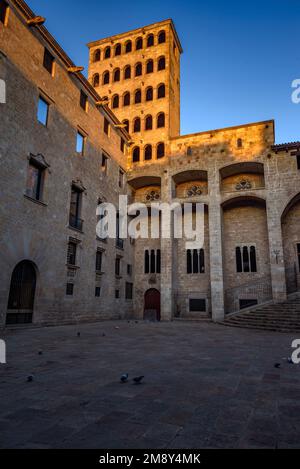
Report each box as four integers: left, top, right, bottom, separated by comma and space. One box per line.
43, 48, 55, 75
199, 249, 205, 273
26, 161, 44, 201
147, 34, 154, 47
157, 250, 161, 274
96, 250, 103, 272
104, 118, 110, 135
37, 97, 49, 126
115, 257, 121, 276
67, 241, 77, 266
187, 250, 192, 274
193, 250, 199, 274
80, 90, 88, 111
236, 247, 243, 273
144, 145, 152, 160
133, 147, 140, 163
76, 131, 85, 155
250, 246, 257, 273
150, 250, 156, 274
69, 186, 83, 230
145, 250, 150, 274
297, 244, 300, 272
136, 37, 143, 50
0, 1, 8, 25
102, 153, 109, 174
93, 49, 101, 62
243, 246, 250, 273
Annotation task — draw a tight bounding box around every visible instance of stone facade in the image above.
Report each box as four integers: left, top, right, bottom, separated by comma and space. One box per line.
0, 0, 299, 327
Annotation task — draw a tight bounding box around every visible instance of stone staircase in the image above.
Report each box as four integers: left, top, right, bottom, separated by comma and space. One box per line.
223, 294, 300, 332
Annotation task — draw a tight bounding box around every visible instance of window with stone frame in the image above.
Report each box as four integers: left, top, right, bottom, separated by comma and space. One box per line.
69, 185, 83, 230
101, 152, 109, 174
95, 287, 101, 297
66, 283, 74, 296
297, 243, 300, 272
26, 160, 45, 202
125, 282, 133, 300
236, 245, 257, 273
104, 117, 110, 135
43, 48, 55, 75
67, 241, 77, 266
96, 249, 103, 273
144, 250, 161, 274
187, 249, 205, 274
80, 90, 88, 111
37, 96, 49, 126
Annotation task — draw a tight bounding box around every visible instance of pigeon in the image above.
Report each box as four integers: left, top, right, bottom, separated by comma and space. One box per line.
27, 375, 34, 383
274, 363, 281, 369
133, 376, 145, 385
120, 373, 129, 383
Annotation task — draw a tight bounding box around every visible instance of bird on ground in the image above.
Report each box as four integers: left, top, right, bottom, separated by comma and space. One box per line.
120, 374, 129, 383
133, 376, 145, 385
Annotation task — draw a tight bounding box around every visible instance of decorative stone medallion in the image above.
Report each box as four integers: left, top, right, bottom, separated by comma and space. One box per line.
187, 185, 202, 197
145, 190, 160, 202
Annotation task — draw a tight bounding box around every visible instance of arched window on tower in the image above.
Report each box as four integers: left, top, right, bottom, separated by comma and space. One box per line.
93, 74, 100, 87
158, 30, 166, 44
146, 60, 154, 74
103, 71, 110, 85
144, 145, 152, 161
132, 146, 140, 163
136, 37, 143, 50
237, 138, 243, 148
145, 115, 153, 131
104, 46, 111, 59
112, 94, 119, 109
125, 40, 132, 53
123, 92, 130, 107
115, 43, 121, 56
157, 84, 166, 99
122, 120, 129, 133
157, 142, 165, 159
124, 65, 131, 79
157, 113, 165, 128
147, 34, 154, 47
133, 118, 141, 133
146, 87, 153, 101
135, 89, 142, 104
93, 49, 101, 62
135, 62, 142, 77
113, 68, 120, 82
158, 56, 166, 71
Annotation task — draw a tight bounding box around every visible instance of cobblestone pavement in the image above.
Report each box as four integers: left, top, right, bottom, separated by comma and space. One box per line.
0, 321, 299, 449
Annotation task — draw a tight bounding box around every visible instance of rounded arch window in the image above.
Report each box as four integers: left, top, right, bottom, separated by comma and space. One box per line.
113, 68, 120, 82
157, 142, 165, 159
144, 145, 153, 161
158, 56, 166, 71
133, 118, 141, 133
145, 115, 153, 131
125, 41, 132, 53
132, 147, 140, 163
146, 60, 154, 74
123, 92, 130, 107
135, 62, 142, 77
124, 65, 131, 79
123, 120, 129, 133
146, 87, 153, 101
112, 95, 119, 109
147, 34, 154, 47
93, 73, 100, 87
158, 31, 166, 44
135, 89, 142, 104
93, 49, 101, 62
157, 113, 165, 128
103, 71, 110, 85
136, 37, 143, 50
157, 84, 166, 99
104, 46, 111, 59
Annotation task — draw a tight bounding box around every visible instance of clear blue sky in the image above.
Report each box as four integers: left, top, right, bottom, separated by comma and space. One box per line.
27, 0, 299, 143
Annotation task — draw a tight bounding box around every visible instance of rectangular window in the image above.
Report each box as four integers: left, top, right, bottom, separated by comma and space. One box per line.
125, 282, 133, 300
80, 90, 88, 111
119, 169, 124, 188
101, 153, 109, 174
297, 155, 300, 170
115, 257, 121, 276
69, 186, 83, 230
104, 118, 110, 135
26, 161, 44, 201
66, 283, 74, 296
76, 131, 85, 155
43, 48, 55, 75
187, 249, 205, 274
115, 289, 120, 299
37, 96, 49, 126
67, 241, 77, 266
95, 287, 101, 298
96, 250, 103, 272
127, 264, 132, 276
236, 246, 257, 273
240, 299, 258, 310
297, 244, 300, 272
0, 1, 8, 25
189, 299, 206, 313
120, 138, 125, 154
116, 213, 124, 249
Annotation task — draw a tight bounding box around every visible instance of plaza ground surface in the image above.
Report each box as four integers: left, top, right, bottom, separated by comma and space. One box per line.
0, 320, 299, 449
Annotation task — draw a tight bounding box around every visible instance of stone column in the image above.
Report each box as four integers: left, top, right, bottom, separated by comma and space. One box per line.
160, 170, 174, 321
266, 198, 287, 302
208, 167, 225, 322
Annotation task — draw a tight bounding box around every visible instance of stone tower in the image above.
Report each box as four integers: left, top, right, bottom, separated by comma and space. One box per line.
87, 20, 182, 165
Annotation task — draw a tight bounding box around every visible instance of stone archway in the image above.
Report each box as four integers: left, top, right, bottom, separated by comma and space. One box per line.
6, 261, 37, 325
281, 193, 300, 294
144, 289, 161, 321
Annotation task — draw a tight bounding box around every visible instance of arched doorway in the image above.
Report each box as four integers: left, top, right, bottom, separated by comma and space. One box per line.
282, 193, 300, 294
6, 261, 37, 325
144, 289, 161, 321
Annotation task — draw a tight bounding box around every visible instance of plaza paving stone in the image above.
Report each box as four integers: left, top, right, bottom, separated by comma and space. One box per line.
0, 320, 300, 449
